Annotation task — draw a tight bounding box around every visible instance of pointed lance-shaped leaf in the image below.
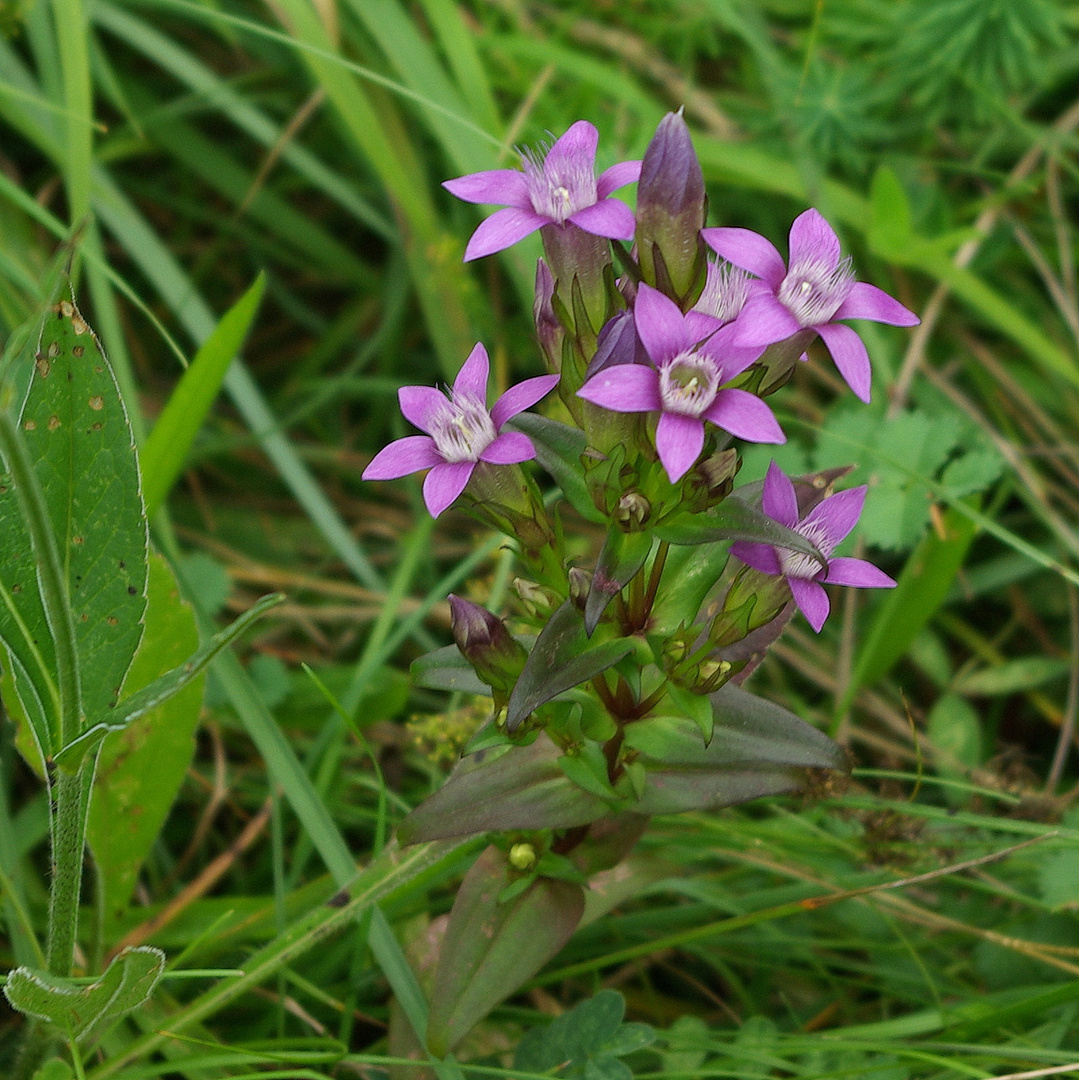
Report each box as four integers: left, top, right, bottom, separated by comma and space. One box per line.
584, 528, 654, 635
396, 734, 613, 844
426, 845, 585, 1056
506, 602, 634, 732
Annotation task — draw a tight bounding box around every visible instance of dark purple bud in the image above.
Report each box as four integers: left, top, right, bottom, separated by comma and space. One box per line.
635, 110, 707, 306
448, 594, 527, 691
585, 310, 647, 380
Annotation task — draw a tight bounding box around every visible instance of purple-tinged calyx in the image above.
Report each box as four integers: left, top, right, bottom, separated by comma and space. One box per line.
577, 283, 784, 483
442, 120, 641, 262
703, 208, 919, 402
362, 343, 559, 518
728, 461, 896, 632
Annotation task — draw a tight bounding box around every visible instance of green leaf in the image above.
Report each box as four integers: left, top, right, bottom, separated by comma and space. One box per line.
506, 602, 633, 732
655, 495, 822, 561
507, 412, 605, 524
558, 743, 619, 801
647, 541, 729, 636
625, 684, 847, 815
845, 504, 978, 705
411, 643, 489, 695
427, 845, 585, 1056
140, 274, 265, 517
3, 945, 164, 1046
664, 682, 714, 745
585, 528, 653, 635
867, 166, 913, 261
515, 990, 641, 1077
954, 658, 1069, 697
20, 289, 147, 727
86, 552, 203, 925
396, 734, 612, 844
926, 693, 982, 806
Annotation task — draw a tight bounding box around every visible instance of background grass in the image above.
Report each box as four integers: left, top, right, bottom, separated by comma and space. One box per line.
1, 0, 1079, 1076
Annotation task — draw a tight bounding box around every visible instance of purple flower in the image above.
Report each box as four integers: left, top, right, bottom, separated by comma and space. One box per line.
442, 121, 641, 261
362, 344, 559, 517
702, 209, 919, 402
577, 283, 785, 483
692, 259, 759, 325
729, 461, 896, 632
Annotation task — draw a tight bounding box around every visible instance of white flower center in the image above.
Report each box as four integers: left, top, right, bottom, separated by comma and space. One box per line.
778, 516, 834, 580
658, 352, 720, 418
429, 394, 497, 464
523, 147, 597, 224
777, 255, 855, 327
695, 262, 752, 324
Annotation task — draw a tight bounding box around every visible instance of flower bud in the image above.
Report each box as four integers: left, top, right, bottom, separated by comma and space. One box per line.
616, 491, 651, 530
635, 110, 707, 306
508, 842, 537, 871
448, 594, 527, 691
513, 577, 558, 619
568, 566, 592, 609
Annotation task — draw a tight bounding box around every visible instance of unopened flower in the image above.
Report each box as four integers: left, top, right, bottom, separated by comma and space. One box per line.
448, 594, 527, 690
362, 344, 558, 517
702, 209, 919, 402
729, 461, 895, 632
635, 110, 707, 302
577, 283, 784, 483
443, 121, 641, 261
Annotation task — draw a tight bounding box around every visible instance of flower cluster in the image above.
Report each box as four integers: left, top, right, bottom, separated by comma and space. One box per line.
365, 111, 915, 638
361, 112, 922, 1050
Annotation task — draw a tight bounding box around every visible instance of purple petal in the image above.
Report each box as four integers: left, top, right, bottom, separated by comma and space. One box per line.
655, 412, 704, 482
823, 556, 896, 589
490, 373, 560, 429
479, 431, 535, 465
698, 322, 763, 380
423, 461, 474, 517
596, 160, 642, 198
453, 342, 490, 399
442, 169, 530, 207
634, 283, 692, 364
789, 577, 830, 633
463, 206, 547, 260
802, 486, 867, 548
729, 539, 782, 576
545, 120, 599, 173
787, 209, 840, 271
577, 365, 661, 412
701, 227, 786, 288
731, 294, 804, 347
568, 198, 636, 241
703, 389, 785, 445
362, 435, 441, 480
398, 385, 447, 433
762, 460, 798, 528
835, 281, 919, 326
683, 310, 725, 344
816, 322, 872, 402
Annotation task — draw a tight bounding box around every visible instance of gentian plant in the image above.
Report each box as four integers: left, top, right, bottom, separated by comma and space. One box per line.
365, 112, 918, 1055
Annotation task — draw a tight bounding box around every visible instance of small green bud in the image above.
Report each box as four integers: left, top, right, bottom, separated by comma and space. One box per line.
508, 843, 537, 871
616, 490, 651, 529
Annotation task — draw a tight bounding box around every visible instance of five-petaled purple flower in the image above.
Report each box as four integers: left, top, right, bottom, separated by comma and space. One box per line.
702, 209, 919, 403
729, 461, 896, 632
577, 283, 785, 483
443, 121, 641, 262
362, 344, 559, 518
